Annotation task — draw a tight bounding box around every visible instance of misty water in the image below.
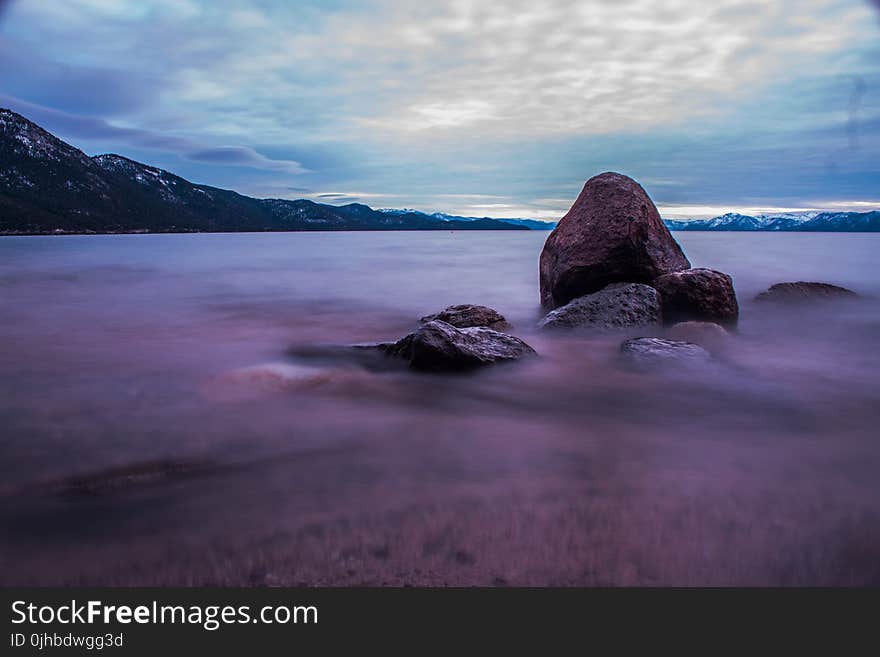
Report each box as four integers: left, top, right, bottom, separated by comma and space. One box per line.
1, 231, 878, 585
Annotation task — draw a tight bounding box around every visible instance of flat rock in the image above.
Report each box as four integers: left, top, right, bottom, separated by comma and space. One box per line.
383, 320, 536, 371
620, 337, 711, 369
420, 304, 509, 329
539, 172, 690, 309
652, 268, 739, 324
754, 281, 858, 303
538, 282, 661, 330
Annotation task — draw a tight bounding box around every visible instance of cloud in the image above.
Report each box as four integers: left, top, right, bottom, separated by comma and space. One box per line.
321, 0, 876, 139
0, 41, 157, 116
0, 95, 307, 175
186, 147, 307, 174
9, 0, 875, 144
0, 94, 193, 149
1, 0, 877, 212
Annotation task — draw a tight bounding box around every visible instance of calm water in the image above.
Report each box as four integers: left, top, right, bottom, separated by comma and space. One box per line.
0, 231, 878, 585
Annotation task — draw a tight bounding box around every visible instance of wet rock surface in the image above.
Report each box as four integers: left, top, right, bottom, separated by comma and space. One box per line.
420, 304, 510, 329
620, 337, 712, 368
383, 320, 536, 371
538, 282, 661, 330
652, 268, 739, 325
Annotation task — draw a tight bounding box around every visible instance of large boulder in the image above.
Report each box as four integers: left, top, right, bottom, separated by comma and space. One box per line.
754, 282, 858, 304
420, 304, 509, 330
620, 337, 711, 369
382, 320, 535, 371
652, 268, 739, 325
539, 172, 690, 309
538, 282, 661, 330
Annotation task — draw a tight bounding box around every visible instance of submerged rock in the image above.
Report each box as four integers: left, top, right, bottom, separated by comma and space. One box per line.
538, 282, 661, 330
539, 172, 689, 309
652, 268, 739, 325
420, 304, 509, 330
667, 321, 729, 354
754, 281, 858, 303
383, 320, 535, 371
620, 337, 711, 369
286, 343, 402, 372
212, 362, 338, 391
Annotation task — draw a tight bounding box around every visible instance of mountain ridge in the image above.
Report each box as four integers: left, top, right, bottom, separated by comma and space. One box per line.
0, 108, 526, 234
2, 108, 878, 234
663, 210, 880, 232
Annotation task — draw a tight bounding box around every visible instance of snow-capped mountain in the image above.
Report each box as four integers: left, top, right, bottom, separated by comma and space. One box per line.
663, 211, 879, 232
381, 207, 880, 232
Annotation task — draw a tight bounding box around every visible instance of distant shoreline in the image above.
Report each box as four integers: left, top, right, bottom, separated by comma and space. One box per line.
2, 228, 879, 237
0, 228, 535, 236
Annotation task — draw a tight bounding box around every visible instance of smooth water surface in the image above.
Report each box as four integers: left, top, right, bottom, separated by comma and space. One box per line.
0, 231, 878, 585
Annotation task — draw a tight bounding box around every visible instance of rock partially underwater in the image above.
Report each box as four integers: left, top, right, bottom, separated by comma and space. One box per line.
619, 337, 712, 369
666, 321, 730, 354
382, 320, 536, 372
420, 304, 510, 330
754, 282, 858, 304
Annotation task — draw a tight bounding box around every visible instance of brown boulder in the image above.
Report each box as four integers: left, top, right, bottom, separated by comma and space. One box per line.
652, 268, 739, 325
539, 172, 689, 309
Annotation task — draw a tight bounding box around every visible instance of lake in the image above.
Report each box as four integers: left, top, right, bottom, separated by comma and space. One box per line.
0, 231, 878, 585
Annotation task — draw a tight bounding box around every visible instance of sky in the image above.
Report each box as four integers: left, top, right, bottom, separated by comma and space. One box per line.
0, 0, 878, 219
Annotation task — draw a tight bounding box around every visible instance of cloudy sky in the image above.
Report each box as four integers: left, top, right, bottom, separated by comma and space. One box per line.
1, 0, 878, 218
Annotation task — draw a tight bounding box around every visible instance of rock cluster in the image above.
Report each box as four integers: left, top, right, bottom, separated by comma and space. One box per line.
284, 173, 861, 378
536, 171, 824, 370
539, 172, 690, 309
538, 172, 739, 330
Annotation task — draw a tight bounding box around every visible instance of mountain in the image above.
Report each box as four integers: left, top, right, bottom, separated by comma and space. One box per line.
663, 211, 880, 232
378, 208, 555, 230
4, 108, 875, 234
0, 108, 526, 234
427, 212, 556, 230
384, 206, 880, 233
794, 211, 880, 232
496, 218, 556, 230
